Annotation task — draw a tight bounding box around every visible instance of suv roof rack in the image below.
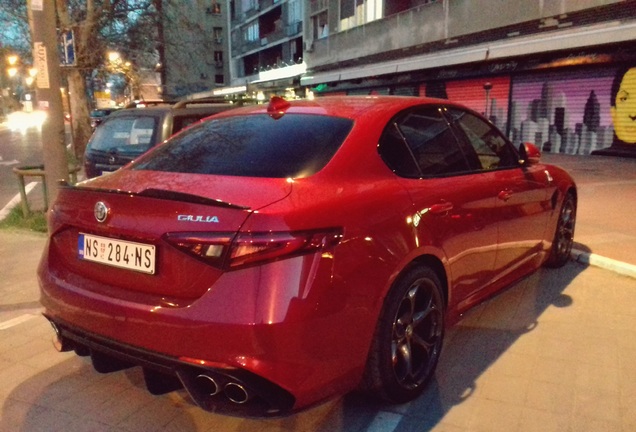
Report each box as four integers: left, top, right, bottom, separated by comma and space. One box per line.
124, 99, 177, 109
172, 97, 231, 109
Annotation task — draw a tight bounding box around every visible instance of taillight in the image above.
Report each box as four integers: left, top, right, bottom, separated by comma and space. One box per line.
165, 228, 343, 270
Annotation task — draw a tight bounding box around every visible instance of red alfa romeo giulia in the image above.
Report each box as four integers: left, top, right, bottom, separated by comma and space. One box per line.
38, 96, 577, 416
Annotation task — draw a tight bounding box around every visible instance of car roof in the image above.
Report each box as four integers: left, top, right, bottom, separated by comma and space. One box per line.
213, 95, 469, 121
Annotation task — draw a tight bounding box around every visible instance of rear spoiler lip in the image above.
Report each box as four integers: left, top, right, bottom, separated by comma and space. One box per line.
59, 182, 250, 211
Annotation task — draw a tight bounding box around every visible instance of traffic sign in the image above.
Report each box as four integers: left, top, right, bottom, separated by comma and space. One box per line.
59, 30, 75, 66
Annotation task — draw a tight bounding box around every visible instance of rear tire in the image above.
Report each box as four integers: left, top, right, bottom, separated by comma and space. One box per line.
545, 192, 576, 268
361, 265, 445, 403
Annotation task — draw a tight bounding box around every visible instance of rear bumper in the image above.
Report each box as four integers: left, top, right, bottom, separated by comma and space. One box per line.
38, 245, 373, 413
45, 316, 295, 416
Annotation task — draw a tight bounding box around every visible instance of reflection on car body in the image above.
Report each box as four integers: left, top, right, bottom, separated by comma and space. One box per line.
39, 96, 577, 416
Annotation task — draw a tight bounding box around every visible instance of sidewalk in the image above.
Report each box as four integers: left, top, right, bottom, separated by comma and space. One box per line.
0, 230, 46, 324
542, 153, 636, 278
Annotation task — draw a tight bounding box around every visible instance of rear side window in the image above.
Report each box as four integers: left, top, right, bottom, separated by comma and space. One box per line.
378, 106, 472, 178
173, 115, 209, 134
132, 114, 353, 178
88, 115, 158, 152
446, 109, 519, 170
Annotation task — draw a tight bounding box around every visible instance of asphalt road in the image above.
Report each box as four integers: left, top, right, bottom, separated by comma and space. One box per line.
0, 124, 46, 209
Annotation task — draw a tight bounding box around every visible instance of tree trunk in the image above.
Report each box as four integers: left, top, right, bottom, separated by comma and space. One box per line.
66, 68, 92, 160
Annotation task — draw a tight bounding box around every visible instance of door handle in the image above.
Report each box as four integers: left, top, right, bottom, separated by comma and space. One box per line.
498, 190, 513, 201
429, 201, 454, 214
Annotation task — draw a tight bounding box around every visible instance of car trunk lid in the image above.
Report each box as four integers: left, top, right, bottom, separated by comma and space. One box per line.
47, 171, 291, 300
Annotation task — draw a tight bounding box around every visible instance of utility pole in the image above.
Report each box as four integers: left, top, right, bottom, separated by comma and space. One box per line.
28, 0, 69, 206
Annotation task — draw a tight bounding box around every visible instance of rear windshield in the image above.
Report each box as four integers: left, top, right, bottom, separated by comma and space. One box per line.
88, 115, 158, 153
132, 114, 353, 178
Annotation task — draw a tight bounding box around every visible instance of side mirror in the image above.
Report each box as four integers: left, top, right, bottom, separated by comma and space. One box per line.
519, 142, 541, 165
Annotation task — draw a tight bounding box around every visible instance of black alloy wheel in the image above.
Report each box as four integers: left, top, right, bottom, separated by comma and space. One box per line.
545, 192, 577, 268
362, 266, 445, 403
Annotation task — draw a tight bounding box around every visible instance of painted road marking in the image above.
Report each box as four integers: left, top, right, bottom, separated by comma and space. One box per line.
0, 181, 38, 221
0, 313, 39, 330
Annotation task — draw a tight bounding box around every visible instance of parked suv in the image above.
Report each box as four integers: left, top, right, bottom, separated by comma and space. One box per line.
89, 107, 120, 129
83, 99, 236, 178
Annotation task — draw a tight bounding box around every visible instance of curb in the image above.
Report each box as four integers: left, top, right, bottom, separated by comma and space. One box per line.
571, 248, 636, 279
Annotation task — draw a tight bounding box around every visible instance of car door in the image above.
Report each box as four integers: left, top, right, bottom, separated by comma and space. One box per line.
446, 108, 551, 277
378, 105, 500, 305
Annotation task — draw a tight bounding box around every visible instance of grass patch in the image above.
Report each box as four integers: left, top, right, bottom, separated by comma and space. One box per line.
0, 206, 48, 233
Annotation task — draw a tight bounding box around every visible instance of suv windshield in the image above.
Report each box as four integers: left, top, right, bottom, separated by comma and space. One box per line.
132, 114, 353, 178
88, 115, 158, 153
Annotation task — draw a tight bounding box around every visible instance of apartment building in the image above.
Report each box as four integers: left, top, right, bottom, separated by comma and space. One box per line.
221, 0, 306, 99
160, 1, 229, 98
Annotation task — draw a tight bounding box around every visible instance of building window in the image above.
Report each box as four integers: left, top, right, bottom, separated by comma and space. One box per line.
207, 2, 221, 14
340, 0, 383, 31
288, 0, 302, 23
242, 0, 258, 12
214, 51, 223, 68
244, 22, 259, 42
312, 11, 329, 39
215, 74, 225, 85
213, 27, 223, 44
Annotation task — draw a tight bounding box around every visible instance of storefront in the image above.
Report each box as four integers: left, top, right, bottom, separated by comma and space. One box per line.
304, 43, 636, 158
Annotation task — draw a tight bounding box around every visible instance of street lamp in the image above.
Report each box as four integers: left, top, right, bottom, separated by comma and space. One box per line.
5, 54, 22, 112
6, 54, 19, 79
7, 54, 18, 74
106, 51, 137, 104
108, 51, 120, 62
4, 54, 39, 112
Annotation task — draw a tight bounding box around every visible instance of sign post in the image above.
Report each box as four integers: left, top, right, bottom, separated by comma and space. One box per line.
28, 0, 69, 207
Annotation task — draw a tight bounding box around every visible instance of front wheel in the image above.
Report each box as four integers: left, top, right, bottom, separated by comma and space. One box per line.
545, 192, 577, 268
361, 266, 445, 403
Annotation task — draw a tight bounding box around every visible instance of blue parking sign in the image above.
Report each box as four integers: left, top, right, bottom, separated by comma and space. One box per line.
60, 30, 75, 66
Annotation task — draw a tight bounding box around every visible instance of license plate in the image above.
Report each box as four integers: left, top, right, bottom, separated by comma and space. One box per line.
78, 233, 156, 274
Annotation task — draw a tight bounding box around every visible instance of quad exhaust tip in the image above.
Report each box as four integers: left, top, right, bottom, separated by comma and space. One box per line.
223, 382, 251, 404
195, 374, 221, 396
49, 320, 74, 353
193, 374, 251, 404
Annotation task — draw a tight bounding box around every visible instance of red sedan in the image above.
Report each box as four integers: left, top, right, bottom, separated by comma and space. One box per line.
38, 96, 576, 416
